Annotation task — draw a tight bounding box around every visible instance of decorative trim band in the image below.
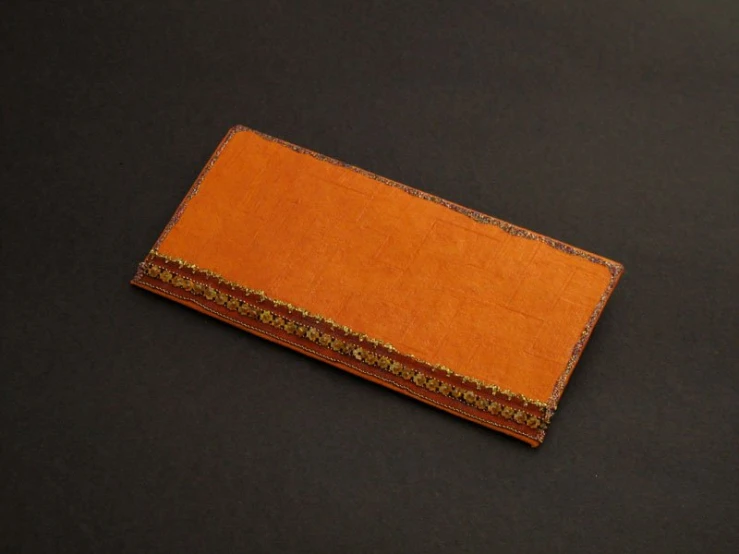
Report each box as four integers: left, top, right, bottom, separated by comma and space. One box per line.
147, 252, 548, 409
134, 252, 549, 443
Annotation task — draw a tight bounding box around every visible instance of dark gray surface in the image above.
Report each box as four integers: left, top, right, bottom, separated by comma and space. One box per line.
2, 1, 738, 552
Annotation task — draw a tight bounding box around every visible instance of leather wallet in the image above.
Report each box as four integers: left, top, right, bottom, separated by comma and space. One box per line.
132, 126, 623, 446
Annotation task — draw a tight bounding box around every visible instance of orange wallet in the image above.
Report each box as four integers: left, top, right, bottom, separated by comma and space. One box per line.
132, 126, 623, 446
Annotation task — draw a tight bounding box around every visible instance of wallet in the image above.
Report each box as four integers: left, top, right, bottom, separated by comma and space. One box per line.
132, 126, 623, 446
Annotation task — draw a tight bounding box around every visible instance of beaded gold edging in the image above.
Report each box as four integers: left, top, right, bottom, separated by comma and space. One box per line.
137, 257, 548, 436
151, 125, 624, 414
138, 281, 542, 443
147, 251, 550, 412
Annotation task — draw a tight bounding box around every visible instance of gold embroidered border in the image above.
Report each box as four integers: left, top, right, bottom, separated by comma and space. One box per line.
139, 256, 548, 434
148, 251, 550, 411
139, 282, 543, 442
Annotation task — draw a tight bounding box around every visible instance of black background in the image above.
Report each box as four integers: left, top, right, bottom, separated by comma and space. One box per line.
2, 1, 738, 552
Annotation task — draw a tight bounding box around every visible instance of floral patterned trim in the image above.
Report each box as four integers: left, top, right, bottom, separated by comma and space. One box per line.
139, 282, 543, 443
147, 251, 550, 411
135, 255, 548, 440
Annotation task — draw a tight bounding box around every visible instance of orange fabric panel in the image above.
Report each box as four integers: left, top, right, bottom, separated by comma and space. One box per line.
157, 128, 620, 404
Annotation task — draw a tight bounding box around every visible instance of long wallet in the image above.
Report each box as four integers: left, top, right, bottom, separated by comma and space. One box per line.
131, 126, 623, 446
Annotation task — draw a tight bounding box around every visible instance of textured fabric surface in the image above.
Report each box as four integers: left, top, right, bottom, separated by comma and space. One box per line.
155, 127, 621, 411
